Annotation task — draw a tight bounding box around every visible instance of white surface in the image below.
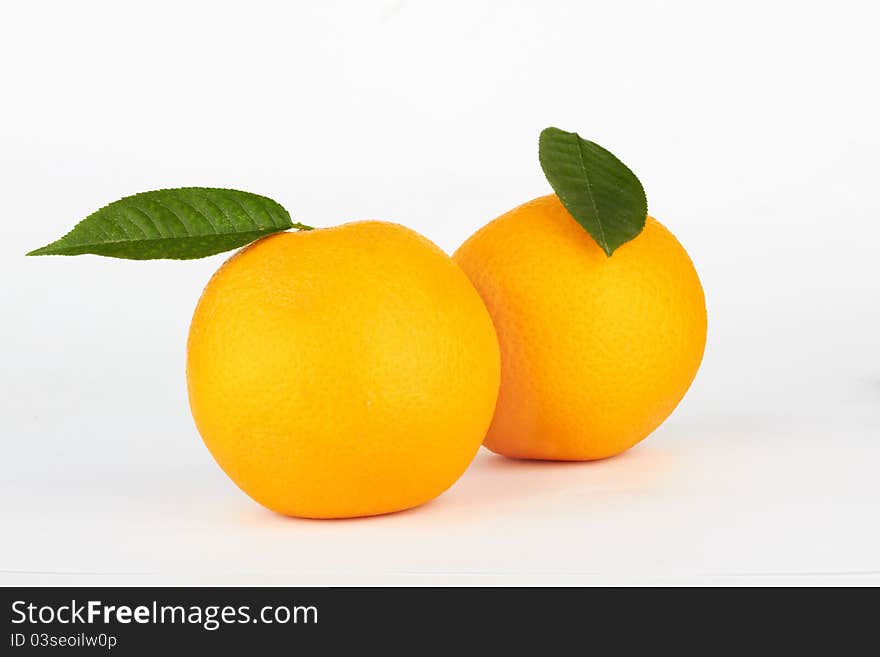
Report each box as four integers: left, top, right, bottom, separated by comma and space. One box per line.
1, 1, 879, 586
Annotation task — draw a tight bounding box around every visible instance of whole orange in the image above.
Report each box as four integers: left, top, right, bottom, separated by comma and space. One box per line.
453, 195, 706, 460
187, 222, 500, 518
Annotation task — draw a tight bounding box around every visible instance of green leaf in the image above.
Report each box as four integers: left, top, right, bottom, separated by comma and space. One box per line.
27, 187, 312, 260
539, 127, 647, 256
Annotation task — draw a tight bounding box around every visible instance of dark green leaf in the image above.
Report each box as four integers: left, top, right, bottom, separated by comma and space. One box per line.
539, 127, 647, 256
27, 187, 311, 259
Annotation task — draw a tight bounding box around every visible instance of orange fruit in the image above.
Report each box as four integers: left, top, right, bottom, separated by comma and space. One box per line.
453, 195, 706, 460
186, 222, 500, 518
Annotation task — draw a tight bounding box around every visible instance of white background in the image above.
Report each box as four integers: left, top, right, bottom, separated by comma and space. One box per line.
1, 1, 878, 585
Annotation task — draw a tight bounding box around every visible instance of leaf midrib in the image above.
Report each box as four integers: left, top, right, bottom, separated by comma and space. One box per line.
28, 226, 285, 255
572, 135, 610, 255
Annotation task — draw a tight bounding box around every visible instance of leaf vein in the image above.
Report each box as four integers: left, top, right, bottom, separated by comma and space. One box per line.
147, 199, 194, 237
229, 197, 261, 230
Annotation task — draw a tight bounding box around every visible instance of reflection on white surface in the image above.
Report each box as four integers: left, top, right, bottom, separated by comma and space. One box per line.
1, 391, 878, 585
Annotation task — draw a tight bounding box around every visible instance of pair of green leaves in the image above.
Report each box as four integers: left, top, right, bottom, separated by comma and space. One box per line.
28, 128, 646, 260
